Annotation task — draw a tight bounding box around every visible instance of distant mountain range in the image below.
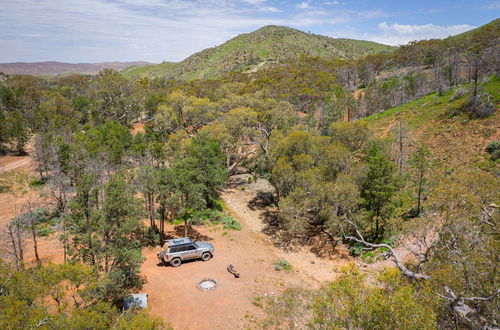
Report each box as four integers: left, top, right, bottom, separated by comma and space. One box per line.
0, 61, 152, 76
122, 25, 394, 80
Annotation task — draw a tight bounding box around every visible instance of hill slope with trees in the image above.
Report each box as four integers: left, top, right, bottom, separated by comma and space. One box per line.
122, 25, 394, 80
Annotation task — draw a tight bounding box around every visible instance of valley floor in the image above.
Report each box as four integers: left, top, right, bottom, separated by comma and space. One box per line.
0, 154, 355, 329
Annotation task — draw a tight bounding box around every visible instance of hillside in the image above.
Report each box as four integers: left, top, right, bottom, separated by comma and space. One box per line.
363, 77, 500, 175
122, 25, 394, 80
121, 61, 177, 79
447, 17, 500, 41
0, 61, 152, 76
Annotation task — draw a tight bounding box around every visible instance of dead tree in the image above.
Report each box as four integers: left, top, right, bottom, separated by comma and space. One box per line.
343, 218, 429, 280
5, 217, 26, 270
25, 203, 41, 267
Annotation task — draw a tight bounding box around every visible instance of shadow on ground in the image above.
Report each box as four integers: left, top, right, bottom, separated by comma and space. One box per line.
247, 190, 349, 259
164, 225, 214, 242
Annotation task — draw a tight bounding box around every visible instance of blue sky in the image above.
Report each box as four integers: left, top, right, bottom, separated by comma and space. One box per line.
0, 0, 498, 63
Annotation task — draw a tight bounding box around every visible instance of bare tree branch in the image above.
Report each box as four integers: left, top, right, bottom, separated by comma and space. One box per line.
343, 217, 430, 280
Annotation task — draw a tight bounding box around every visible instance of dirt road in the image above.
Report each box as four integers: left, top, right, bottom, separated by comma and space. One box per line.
0, 155, 34, 173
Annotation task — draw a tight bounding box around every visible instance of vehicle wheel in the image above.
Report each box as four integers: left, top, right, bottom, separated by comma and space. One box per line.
201, 252, 212, 261
171, 258, 182, 267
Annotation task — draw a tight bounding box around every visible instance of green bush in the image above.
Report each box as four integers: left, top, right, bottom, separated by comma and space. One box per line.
29, 179, 45, 188
274, 259, 291, 271
36, 224, 55, 237
486, 141, 500, 161
349, 242, 364, 256
144, 226, 160, 246
220, 215, 241, 230
361, 251, 376, 263
466, 92, 495, 118
449, 87, 468, 102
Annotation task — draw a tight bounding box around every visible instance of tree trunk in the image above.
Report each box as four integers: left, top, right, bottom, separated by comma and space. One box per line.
15, 221, 24, 269
28, 206, 41, 267
151, 193, 155, 229
398, 119, 404, 173
62, 217, 67, 263
416, 171, 424, 216
7, 226, 20, 270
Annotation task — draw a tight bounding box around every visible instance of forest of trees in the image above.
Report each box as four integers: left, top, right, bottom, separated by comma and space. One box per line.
0, 20, 498, 329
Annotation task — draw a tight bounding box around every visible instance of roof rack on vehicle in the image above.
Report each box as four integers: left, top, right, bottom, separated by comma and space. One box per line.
164, 237, 193, 246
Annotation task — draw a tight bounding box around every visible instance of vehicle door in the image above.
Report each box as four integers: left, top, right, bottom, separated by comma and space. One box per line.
183, 244, 198, 260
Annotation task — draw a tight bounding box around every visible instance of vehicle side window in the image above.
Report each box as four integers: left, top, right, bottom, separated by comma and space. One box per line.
169, 247, 179, 253
177, 246, 187, 252
186, 244, 196, 250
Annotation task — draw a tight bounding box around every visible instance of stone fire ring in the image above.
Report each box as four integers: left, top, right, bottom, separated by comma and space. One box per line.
197, 278, 217, 291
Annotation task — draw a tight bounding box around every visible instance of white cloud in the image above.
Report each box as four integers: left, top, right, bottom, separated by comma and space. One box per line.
364, 22, 476, 45
487, 1, 500, 9
241, 0, 267, 4
0, 0, 289, 62
260, 6, 282, 12
329, 22, 477, 46
297, 2, 312, 9
358, 10, 391, 19
324, 1, 340, 5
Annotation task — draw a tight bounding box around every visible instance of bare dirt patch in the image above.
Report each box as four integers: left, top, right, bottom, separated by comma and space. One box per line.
0, 152, 64, 266
141, 222, 307, 329
222, 182, 352, 285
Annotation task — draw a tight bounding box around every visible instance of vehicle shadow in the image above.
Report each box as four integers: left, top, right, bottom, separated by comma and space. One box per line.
157, 258, 208, 267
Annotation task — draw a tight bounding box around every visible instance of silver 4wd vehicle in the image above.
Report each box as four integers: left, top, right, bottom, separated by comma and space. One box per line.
158, 237, 214, 267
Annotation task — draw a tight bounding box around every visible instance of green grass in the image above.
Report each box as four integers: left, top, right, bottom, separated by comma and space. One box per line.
484, 75, 500, 103
362, 87, 469, 130
337, 38, 394, 53
121, 62, 177, 79
274, 259, 291, 271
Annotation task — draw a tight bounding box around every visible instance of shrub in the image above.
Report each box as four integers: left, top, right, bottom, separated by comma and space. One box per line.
274, 259, 291, 271
36, 224, 55, 237
486, 141, 500, 161
29, 179, 44, 188
449, 87, 468, 102
311, 266, 437, 328
144, 226, 160, 246
466, 92, 495, 118
220, 215, 241, 230
349, 242, 365, 256
361, 251, 377, 263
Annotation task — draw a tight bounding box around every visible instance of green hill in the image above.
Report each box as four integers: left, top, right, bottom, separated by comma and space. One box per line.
363, 76, 500, 174
122, 25, 394, 80
121, 61, 177, 79
447, 18, 500, 41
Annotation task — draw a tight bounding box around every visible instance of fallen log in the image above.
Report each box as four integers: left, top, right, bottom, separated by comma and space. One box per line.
227, 264, 240, 278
